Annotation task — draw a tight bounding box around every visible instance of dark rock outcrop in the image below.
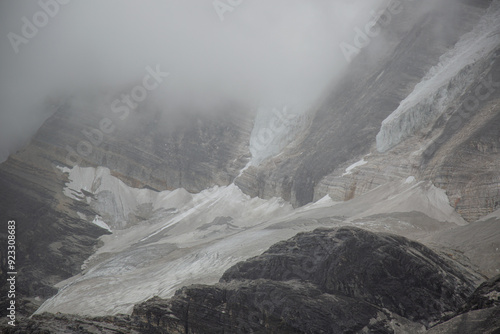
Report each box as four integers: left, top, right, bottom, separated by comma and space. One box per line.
2, 313, 138, 334
427, 275, 500, 333
130, 227, 481, 333
0, 1, 499, 332
132, 280, 424, 334
221, 227, 480, 324
459, 274, 500, 314
3, 227, 494, 333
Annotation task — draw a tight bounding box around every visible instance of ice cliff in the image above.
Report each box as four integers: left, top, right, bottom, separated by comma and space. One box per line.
376, 1, 500, 152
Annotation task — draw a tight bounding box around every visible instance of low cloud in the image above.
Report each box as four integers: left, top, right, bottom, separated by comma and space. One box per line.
0, 0, 395, 162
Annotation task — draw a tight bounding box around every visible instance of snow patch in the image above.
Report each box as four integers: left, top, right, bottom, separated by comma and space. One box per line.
57, 165, 191, 228
92, 215, 112, 232
36, 178, 294, 316
404, 176, 416, 184
342, 159, 368, 176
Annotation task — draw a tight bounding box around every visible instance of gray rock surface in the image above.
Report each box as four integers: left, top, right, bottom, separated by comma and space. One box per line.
220, 227, 481, 326
4, 227, 497, 333
36, 100, 253, 193
427, 274, 500, 333
0, 145, 108, 319
425, 216, 500, 277
0, 99, 253, 318
236, 0, 492, 211
129, 227, 482, 333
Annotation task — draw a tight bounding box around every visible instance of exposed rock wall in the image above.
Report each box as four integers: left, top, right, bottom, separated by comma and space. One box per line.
36, 99, 254, 193
236, 0, 490, 210
421, 46, 500, 222
427, 274, 500, 333
0, 97, 254, 317
242, 0, 500, 223
376, 2, 500, 152
0, 144, 108, 317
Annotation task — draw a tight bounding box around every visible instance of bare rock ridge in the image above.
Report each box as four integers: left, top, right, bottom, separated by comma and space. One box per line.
10, 227, 497, 333
219, 227, 479, 325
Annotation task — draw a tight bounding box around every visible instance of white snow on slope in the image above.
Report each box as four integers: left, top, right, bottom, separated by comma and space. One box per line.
376, 1, 500, 152
36, 167, 294, 315
404, 176, 416, 184
36, 166, 465, 316
58, 166, 194, 228
92, 216, 112, 232
342, 158, 368, 176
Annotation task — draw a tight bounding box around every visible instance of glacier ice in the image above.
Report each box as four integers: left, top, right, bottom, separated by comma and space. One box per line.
376, 1, 500, 152
57, 165, 193, 229
249, 105, 309, 166
36, 165, 467, 316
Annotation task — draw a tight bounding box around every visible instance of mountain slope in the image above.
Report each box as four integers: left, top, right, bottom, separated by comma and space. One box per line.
1, 0, 500, 332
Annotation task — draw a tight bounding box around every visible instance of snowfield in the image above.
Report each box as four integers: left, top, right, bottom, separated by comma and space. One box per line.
36, 165, 466, 316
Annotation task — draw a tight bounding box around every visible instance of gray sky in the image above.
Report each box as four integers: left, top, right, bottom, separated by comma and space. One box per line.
0, 0, 388, 161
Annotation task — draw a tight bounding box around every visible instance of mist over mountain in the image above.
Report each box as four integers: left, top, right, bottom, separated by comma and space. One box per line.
0, 0, 397, 162
1, 0, 500, 333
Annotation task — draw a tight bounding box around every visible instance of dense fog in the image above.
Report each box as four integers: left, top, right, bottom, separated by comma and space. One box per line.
0, 0, 454, 161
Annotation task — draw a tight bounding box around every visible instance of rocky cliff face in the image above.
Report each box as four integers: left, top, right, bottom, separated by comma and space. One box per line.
36, 98, 254, 193
0, 97, 253, 320
236, 0, 500, 224
0, 143, 108, 317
